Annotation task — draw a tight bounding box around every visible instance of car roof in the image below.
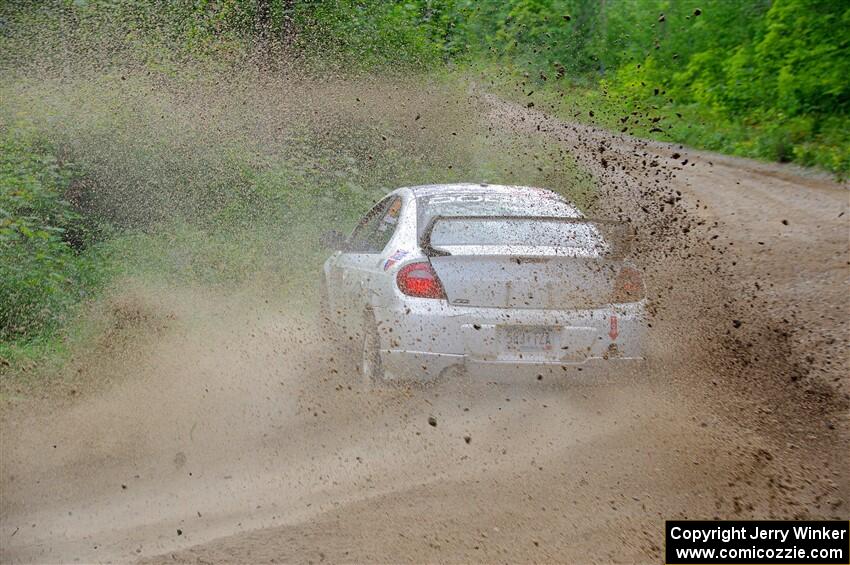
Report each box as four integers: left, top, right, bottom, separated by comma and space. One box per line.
404, 183, 565, 200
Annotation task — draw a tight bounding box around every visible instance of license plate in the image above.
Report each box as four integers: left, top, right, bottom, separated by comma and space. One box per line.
501, 326, 558, 353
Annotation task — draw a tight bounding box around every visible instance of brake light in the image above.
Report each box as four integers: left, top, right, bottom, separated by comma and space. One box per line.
612, 266, 644, 303
396, 261, 447, 299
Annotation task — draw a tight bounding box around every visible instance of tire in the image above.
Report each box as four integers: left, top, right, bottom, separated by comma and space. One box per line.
360, 308, 385, 386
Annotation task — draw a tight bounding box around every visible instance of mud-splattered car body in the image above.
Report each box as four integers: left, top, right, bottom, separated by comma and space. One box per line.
322, 183, 646, 383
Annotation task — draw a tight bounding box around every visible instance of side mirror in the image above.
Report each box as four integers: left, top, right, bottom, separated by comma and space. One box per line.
320, 229, 346, 250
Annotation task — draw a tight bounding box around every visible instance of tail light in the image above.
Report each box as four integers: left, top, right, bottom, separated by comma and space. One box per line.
397, 261, 447, 299
612, 266, 645, 303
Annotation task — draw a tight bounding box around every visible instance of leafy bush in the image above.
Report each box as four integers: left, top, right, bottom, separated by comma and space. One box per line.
0, 129, 110, 341
292, 0, 444, 69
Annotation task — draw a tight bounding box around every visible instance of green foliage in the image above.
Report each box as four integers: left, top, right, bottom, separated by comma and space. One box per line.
291, 0, 444, 69
757, 0, 849, 115
454, 0, 849, 176
0, 129, 112, 342
0, 0, 445, 70
4, 0, 846, 176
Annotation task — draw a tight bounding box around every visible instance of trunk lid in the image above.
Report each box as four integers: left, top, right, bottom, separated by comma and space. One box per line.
421, 216, 635, 310
430, 254, 622, 309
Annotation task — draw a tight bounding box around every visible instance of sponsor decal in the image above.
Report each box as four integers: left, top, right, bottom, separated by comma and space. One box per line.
427, 193, 514, 205
383, 249, 408, 271
378, 199, 402, 232
609, 315, 619, 340
386, 198, 402, 219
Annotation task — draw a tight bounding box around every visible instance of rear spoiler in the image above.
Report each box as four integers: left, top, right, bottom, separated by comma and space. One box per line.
419, 215, 635, 258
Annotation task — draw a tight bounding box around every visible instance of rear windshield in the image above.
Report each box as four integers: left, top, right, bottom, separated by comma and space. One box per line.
428, 217, 608, 254
416, 191, 580, 236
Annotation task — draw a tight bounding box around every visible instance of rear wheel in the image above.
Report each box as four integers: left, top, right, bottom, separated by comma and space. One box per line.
360, 309, 385, 386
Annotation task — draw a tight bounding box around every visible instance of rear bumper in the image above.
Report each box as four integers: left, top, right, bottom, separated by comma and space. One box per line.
381, 349, 645, 383
373, 299, 647, 382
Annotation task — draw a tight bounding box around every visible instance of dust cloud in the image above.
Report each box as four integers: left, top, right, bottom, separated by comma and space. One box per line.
1, 27, 848, 565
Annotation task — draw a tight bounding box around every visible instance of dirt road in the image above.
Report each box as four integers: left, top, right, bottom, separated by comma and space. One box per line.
1, 96, 847, 564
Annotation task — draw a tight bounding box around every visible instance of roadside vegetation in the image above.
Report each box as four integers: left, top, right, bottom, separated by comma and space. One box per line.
1, 0, 846, 380
0, 130, 112, 369
463, 1, 849, 176
6, 1, 844, 172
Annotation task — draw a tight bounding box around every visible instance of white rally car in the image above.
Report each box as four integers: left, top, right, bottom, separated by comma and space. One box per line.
321, 183, 646, 384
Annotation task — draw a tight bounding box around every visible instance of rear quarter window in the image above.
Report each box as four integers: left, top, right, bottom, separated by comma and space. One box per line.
349, 196, 403, 253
